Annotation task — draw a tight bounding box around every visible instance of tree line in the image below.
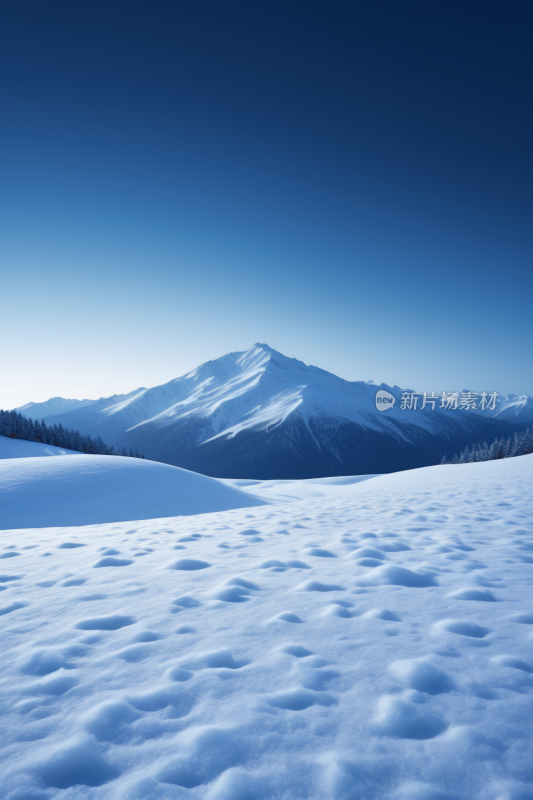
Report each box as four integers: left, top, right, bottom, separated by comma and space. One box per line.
0, 410, 144, 459
441, 427, 533, 465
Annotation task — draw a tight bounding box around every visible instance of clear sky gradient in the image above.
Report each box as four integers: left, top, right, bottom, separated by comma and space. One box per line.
1, 0, 532, 408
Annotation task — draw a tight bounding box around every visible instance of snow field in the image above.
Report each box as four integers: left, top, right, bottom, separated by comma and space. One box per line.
0, 455, 532, 799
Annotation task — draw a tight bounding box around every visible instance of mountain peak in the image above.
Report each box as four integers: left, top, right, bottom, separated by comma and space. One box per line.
249, 343, 307, 366
250, 343, 282, 358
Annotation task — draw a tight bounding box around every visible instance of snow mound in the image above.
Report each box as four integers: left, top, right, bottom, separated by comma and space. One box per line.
0, 455, 267, 529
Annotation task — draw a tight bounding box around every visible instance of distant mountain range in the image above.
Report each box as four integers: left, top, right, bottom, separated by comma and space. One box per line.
15, 397, 95, 418
14, 344, 530, 478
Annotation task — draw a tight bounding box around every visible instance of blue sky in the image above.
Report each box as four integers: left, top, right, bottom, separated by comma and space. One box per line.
1, 1, 532, 408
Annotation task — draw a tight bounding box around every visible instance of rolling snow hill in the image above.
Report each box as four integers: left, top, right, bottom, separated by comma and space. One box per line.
1, 454, 532, 798
0, 454, 267, 530
17, 344, 523, 479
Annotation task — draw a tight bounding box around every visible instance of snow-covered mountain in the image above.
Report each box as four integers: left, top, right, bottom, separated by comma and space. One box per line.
21, 344, 523, 478
14, 396, 95, 418
472, 392, 533, 424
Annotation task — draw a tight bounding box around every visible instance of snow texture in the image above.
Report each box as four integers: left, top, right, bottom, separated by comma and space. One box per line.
0, 455, 532, 799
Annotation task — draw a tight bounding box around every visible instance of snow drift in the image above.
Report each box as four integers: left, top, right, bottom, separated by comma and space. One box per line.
0, 455, 267, 530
